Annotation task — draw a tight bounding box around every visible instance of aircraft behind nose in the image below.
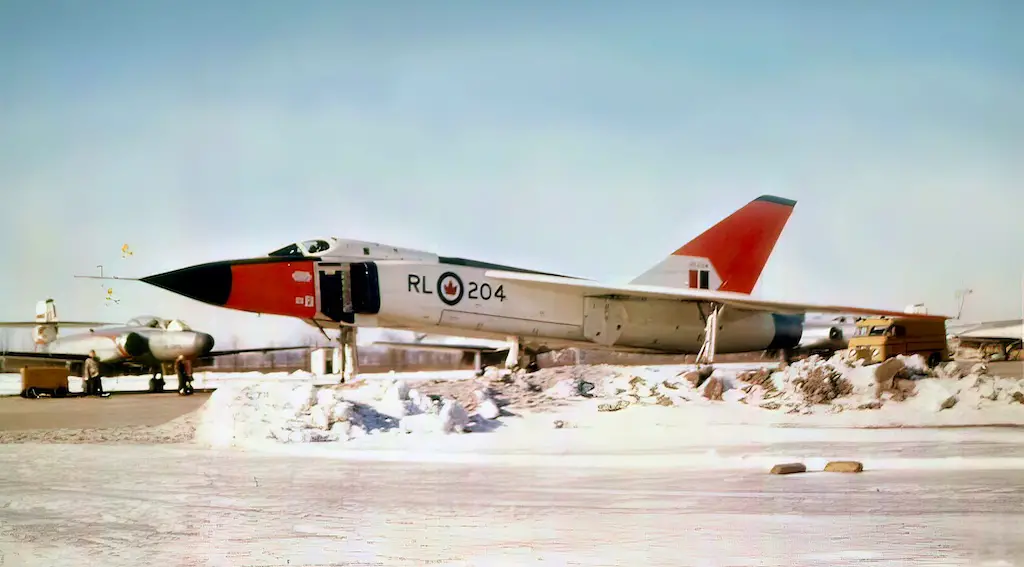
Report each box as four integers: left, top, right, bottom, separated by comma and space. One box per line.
146, 330, 216, 361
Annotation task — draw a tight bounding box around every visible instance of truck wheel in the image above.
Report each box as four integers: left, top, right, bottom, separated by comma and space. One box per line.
25, 387, 40, 399
927, 352, 942, 368
54, 387, 68, 398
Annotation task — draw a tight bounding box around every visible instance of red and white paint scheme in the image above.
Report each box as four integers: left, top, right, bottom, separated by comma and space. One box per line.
137, 195, 950, 368
629, 195, 796, 293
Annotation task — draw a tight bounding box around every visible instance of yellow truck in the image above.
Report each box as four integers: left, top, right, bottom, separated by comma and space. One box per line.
847, 316, 949, 367
19, 366, 71, 398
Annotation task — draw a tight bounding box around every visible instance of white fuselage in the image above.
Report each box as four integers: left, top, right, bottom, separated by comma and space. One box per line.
306, 259, 799, 355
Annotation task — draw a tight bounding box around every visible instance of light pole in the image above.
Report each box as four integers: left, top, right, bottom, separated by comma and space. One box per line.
954, 288, 973, 321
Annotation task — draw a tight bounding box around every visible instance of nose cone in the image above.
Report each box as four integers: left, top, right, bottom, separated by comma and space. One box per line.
141, 262, 233, 306
142, 258, 319, 318
195, 332, 215, 356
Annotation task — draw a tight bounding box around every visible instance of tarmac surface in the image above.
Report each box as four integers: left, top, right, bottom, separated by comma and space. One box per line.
0, 392, 210, 431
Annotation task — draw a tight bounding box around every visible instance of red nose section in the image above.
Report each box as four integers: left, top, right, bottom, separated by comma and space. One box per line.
142, 259, 318, 318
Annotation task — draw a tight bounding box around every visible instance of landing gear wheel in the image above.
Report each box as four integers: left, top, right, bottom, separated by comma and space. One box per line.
149, 378, 165, 393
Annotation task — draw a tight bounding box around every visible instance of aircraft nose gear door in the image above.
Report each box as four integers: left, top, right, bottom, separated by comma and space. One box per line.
318, 269, 355, 324
317, 262, 382, 324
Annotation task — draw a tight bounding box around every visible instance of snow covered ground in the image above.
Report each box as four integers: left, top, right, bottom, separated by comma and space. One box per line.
2, 356, 1024, 565
0, 444, 1021, 566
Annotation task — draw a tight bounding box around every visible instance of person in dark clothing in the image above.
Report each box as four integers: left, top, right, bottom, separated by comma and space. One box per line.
175, 355, 194, 395
83, 351, 108, 397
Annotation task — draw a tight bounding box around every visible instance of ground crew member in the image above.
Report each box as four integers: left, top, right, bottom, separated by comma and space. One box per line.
175, 355, 193, 395
83, 350, 106, 396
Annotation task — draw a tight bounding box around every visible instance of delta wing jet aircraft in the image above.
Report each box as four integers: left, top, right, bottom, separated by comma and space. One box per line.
947, 318, 1023, 361
120, 195, 948, 369
0, 298, 314, 389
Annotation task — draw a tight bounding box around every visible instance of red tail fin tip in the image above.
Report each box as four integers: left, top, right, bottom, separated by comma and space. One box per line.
630, 195, 796, 293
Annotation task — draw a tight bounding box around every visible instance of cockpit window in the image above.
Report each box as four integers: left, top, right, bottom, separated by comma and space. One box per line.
165, 319, 192, 332
302, 239, 331, 254
128, 316, 165, 328
268, 243, 303, 257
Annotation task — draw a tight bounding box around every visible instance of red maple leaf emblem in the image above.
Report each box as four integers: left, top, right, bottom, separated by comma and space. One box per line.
443, 279, 458, 296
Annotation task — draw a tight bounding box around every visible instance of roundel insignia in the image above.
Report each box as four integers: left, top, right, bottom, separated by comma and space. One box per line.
437, 271, 464, 306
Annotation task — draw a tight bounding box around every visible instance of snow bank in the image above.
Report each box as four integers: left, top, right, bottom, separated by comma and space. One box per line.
526, 354, 1024, 420
188, 357, 1024, 449
194, 378, 488, 448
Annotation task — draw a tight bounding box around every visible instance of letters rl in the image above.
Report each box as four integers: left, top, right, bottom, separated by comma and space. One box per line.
407, 274, 433, 294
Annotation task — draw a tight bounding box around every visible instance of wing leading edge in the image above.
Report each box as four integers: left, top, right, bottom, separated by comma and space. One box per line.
0, 321, 118, 328
198, 345, 321, 358
0, 351, 90, 363
372, 341, 507, 354
483, 270, 951, 320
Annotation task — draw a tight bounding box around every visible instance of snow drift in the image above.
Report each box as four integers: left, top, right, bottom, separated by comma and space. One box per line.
192, 355, 1024, 449
534, 354, 1024, 417
194, 378, 492, 448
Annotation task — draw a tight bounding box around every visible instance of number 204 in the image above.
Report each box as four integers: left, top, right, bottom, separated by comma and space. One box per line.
468, 282, 506, 301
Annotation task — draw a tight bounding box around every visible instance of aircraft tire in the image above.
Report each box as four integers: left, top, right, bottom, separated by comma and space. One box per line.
149, 378, 165, 393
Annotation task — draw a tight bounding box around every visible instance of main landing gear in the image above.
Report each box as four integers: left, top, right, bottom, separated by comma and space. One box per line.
504, 336, 539, 373
149, 365, 166, 393
695, 302, 724, 368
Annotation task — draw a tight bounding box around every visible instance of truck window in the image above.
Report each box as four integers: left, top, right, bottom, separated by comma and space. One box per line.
869, 326, 889, 336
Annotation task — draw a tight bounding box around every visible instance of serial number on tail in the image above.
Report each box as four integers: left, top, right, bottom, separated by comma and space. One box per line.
407, 273, 506, 306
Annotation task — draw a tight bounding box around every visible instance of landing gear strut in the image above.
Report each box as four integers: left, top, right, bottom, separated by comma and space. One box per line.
337, 325, 359, 382
504, 336, 539, 373
149, 365, 165, 393
695, 302, 724, 368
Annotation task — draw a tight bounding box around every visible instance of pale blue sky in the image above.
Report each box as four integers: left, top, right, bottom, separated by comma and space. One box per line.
1, 0, 1021, 349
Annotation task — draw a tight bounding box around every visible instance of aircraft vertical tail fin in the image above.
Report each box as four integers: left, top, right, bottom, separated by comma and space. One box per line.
33, 298, 58, 345
629, 195, 796, 294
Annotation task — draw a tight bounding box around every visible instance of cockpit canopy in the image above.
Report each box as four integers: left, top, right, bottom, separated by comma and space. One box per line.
127, 316, 166, 328
126, 316, 192, 331
266, 237, 438, 262
165, 319, 192, 332
268, 238, 335, 258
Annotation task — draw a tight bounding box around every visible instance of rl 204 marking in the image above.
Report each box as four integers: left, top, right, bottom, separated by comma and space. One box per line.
407, 273, 506, 306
